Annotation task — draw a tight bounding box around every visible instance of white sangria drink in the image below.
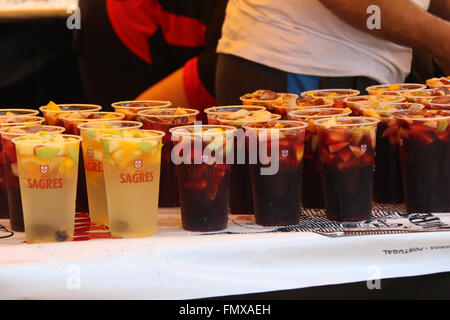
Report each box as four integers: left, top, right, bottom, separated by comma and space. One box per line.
77, 121, 143, 226
101, 129, 164, 238
13, 133, 82, 243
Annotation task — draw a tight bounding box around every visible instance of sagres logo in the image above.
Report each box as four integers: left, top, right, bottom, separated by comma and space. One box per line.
40, 165, 49, 174
87, 149, 94, 159
134, 160, 143, 169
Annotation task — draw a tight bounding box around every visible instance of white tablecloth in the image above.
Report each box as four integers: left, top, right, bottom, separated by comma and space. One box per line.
1, 209, 450, 300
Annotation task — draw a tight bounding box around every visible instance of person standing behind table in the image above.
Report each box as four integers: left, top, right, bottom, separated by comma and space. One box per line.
75, 0, 227, 118
215, 0, 450, 105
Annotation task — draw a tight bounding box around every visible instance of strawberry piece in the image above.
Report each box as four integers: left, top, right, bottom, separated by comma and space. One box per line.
328, 142, 349, 153
337, 148, 352, 162
381, 124, 399, 138
349, 145, 365, 158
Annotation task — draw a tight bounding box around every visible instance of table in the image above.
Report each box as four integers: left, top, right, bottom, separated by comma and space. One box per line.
1, 207, 450, 300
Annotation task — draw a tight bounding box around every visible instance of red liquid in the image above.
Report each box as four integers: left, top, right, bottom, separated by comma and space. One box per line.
249, 130, 305, 226
0, 140, 9, 219
2, 137, 22, 230
301, 129, 324, 209
398, 118, 450, 213
229, 138, 253, 214
318, 125, 376, 221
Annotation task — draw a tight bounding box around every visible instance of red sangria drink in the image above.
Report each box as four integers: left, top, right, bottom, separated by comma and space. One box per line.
344, 93, 404, 115
288, 108, 352, 209
218, 110, 281, 214
360, 103, 415, 204
240, 90, 298, 109
204, 105, 266, 125
366, 83, 426, 96
396, 109, 450, 213
138, 108, 199, 207
0, 115, 44, 218
0, 125, 65, 231
59, 112, 125, 213
244, 121, 307, 226
405, 88, 449, 108
112, 100, 171, 121
301, 89, 360, 108
315, 117, 379, 221
426, 76, 450, 89
39, 102, 102, 126
296, 96, 334, 109
170, 125, 236, 231
267, 94, 300, 119
429, 96, 450, 111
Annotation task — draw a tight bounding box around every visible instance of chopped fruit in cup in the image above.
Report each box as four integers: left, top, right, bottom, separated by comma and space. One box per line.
59, 111, 125, 213
314, 117, 380, 221
359, 106, 408, 204
344, 94, 405, 115
267, 94, 301, 118
426, 76, 450, 89
216, 109, 279, 215
0, 109, 39, 117
429, 95, 450, 110
395, 109, 450, 213
77, 121, 142, 226
243, 121, 307, 226
101, 129, 164, 238
240, 90, 299, 108
12, 134, 82, 244
301, 89, 360, 108
287, 108, 352, 209
39, 102, 102, 126
204, 105, 266, 125
170, 125, 236, 232
112, 100, 172, 121
295, 95, 334, 109
366, 83, 427, 95
0, 125, 65, 232
137, 108, 199, 207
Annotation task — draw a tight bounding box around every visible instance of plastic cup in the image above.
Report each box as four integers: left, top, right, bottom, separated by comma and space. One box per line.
112, 100, 172, 121
170, 125, 236, 232
301, 89, 360, 108
13, 134, 82, 243
137, 108, 199, 207
314, 117, 380, 221
240, 91, 299, 109
429, 96, 450, 110
243, 121, 308, 226
366, 83, 426, 96
58, 112, 125, 214
0, 109, 40, 116
426, 77, 450, 89
39, 104, 102, 126
344, 93, 405, 115
0, 125, 65, 231
77, 121, 143, 226
0, 115, 44, 218
287, 108, 352, 209
396, 110, 450, 213
204, 105, 266, 125
101, 130, 165, 238
217, 111, 281, 214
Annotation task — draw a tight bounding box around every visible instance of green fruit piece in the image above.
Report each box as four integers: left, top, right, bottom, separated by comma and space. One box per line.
101, 139, 111, 159
35, 146, 60, 159
139, 140, 158, 152
85, 129, 97, 141
67, 146, 78, 163
205, 138, 223, 152
310, 134, 319, 152
39, 132, 54, 140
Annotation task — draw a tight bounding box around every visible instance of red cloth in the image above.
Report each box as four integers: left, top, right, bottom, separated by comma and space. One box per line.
183, 57, 216, 121
106, 0, 207, 64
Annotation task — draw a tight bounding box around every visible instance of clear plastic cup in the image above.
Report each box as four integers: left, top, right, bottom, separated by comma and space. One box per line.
204, 105, 266, 125
13, 134, 82, 243
101, 129, 165, 238
77, 121, 143, 226
112, 100, 172, 121
366, 83, 427, 95
39, 103, 102, 126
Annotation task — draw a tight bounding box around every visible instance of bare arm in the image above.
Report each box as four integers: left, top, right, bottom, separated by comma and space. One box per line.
136, 67, 190, 107
319, 0, 450, 73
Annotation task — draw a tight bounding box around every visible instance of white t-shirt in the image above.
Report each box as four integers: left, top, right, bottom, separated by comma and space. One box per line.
217, 0, 430, 84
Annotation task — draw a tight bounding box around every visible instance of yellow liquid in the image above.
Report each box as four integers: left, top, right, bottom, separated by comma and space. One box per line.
103, 160, 161, 238
17, 147, 79, 244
